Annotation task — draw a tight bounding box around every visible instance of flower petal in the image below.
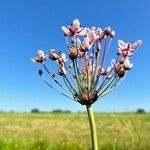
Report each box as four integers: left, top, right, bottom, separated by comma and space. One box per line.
118, 40, 128, 49
132, 40, 142, 49
61, 26, 72, 36
31, 58, 38, 63
72, 19, 80, 28
37, 50, 45, 57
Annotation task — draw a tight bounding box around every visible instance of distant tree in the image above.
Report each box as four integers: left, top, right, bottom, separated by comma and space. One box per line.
52, 109, 71, 113
136, 108, 146, 114
9, 110, 14, 113
52, 109, 63, 113
64, 110, 71, 113
31, 108, 40, 113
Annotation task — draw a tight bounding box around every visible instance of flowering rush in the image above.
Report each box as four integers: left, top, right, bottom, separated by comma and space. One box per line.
31, 19, 142, 105
31, 19, 142, 150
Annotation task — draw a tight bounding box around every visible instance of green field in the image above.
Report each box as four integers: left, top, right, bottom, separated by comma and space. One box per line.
0, 113, 149, 150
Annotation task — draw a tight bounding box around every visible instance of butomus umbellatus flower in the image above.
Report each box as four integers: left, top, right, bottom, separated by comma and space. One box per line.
32, 19, 142, 105
117, 40, 142, 58
31, 50, 47, 63
61, 19, 85, 36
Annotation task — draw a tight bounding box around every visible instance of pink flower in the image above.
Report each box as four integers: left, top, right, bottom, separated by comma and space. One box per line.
85, 27, 103, 42
117, 40, 142, 57
118, 40, 142, 51
76, 27, 103, 51
114, 58, 133, 77
87, 29, 97, 42
56, 53, 68, 65
61, 19, 84, 36
70, 19, 81, 32
49, 49, 68, 64
79, 37, 93, 51
49, 49, 59, 60
31, 50, 47, 63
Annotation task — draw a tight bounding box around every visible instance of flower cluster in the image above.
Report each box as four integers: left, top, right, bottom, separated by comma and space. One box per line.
31, 19, 142, 105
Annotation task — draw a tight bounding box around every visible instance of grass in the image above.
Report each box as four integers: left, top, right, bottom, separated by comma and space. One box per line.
0, 112, 150, 150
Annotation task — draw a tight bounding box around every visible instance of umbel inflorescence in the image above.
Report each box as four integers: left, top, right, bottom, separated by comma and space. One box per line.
31, 19, 142, 105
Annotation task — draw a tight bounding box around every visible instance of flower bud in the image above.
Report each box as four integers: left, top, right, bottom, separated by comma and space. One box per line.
117, 68, 126, 78
105, 26, 112, 36
49, 49, 58, 61
110, 30, 115, 38
31, 50, 47, 63
69, 46, 77, 59
107, 74, 112, 79
71, 38, 76, 44
90, 53, 94, 59
38, 69, 43, 76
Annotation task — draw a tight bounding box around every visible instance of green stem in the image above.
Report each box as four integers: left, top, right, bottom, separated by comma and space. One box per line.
86, 104, 98, 150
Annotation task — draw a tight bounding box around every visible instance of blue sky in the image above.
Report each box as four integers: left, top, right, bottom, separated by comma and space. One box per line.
0, 0, 150, 112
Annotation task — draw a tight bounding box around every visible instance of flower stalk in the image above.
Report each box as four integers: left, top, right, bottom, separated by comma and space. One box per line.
86, 104, 98, 150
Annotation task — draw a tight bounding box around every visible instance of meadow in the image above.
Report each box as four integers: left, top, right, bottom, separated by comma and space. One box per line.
0, 112, 149, 150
